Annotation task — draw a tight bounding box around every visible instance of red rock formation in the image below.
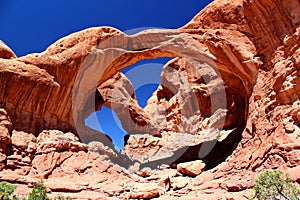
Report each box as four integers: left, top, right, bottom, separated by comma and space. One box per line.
0, 41, 16, 59
0, 109, 12, 170
0, 0, 299, 199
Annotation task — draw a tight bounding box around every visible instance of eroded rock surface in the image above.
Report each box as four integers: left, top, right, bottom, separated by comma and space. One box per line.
0, 41, 16, 59
0, 0, 299, 199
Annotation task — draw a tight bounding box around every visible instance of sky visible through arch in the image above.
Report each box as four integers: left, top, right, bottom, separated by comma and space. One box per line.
92, 57, 173, 150
0, 0, 213, 150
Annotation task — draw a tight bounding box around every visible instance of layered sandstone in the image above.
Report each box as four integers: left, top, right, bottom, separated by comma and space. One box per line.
0, 0, 299, 199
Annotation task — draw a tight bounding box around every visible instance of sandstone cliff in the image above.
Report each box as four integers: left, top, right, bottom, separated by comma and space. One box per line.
0, 0, 299, 199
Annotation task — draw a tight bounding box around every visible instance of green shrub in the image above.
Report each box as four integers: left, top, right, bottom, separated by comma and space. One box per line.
53, 194, 72, 200
0, 182, 17, 200
27, 181, 49, 200
251, 169, 300, 200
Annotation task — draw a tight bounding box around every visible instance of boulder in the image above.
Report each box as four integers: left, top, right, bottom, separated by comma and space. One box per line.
177, 160, 206, 177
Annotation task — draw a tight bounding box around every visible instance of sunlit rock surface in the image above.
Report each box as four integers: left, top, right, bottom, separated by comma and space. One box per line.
0, 0, 299, 199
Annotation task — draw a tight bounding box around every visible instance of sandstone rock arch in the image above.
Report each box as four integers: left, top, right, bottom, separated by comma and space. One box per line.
0, 25, 260, 167
71, 28, 259, 166
0, 0, 299, 198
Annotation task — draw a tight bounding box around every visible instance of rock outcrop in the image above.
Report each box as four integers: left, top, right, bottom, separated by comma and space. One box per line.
0, 40, 16, 59
0, 0, 299, 199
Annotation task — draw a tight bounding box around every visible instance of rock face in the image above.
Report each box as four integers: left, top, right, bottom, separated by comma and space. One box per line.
0, 41, 16, 59
0, 109, 12, 170
0, 0, 299, 199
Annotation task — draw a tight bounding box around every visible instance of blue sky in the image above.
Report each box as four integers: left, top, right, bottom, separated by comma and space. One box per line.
0, 0, 213, 150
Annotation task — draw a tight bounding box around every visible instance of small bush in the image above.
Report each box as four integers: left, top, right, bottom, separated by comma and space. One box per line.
27, 181, 49, 200
53, 194, 72, 200
251, 169, 300, 200
0, 182, 17, 200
